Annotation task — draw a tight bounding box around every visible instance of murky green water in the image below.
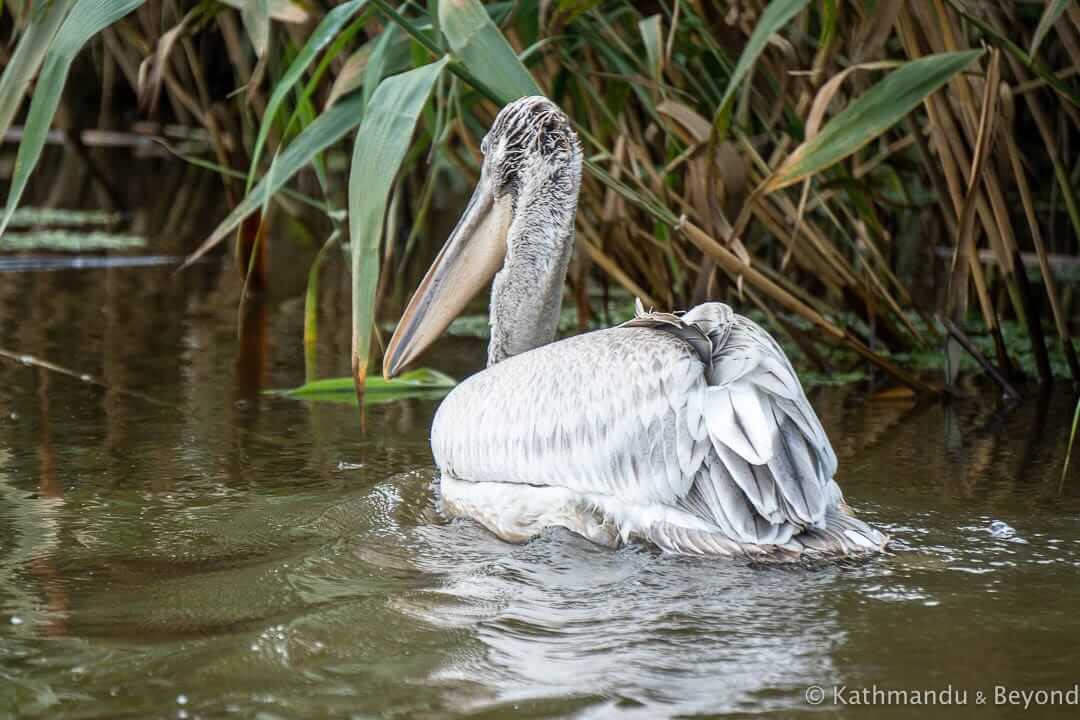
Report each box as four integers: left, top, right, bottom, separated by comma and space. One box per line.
3, 207, 1080, 718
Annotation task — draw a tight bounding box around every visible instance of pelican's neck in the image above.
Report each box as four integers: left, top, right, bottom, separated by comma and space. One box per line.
486, 182, 579, 366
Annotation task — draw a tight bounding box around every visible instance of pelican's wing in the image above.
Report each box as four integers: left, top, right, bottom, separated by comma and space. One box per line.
670, 303, 839, 544
431, 302, 840, 546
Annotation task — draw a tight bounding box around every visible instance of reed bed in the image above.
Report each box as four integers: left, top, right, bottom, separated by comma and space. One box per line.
1, 0, 1079, 397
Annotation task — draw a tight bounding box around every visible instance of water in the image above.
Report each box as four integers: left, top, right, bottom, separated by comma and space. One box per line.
3, 202, 1080, 719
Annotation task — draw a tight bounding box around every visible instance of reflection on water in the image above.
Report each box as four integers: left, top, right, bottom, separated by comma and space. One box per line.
2, 161, 1080, 719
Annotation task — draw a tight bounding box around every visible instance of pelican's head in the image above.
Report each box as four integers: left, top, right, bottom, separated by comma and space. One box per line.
384, 96, 582, 378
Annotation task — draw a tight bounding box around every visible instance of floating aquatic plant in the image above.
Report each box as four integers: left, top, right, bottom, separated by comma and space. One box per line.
6, 208, 123, 228
0, 231, 145, 252
270, 368, 456, 406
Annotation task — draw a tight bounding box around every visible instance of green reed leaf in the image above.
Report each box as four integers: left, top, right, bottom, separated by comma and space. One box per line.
274, 367, 457, 402
766, 50, 982, 192
241, 0, 270, 57
1031, 0, 1071, 57
219, 0, 307, 24
0, 0, 74, 147
246, 0, 369, 193
1063, 396, 1080, 488
713, 0, 810, 139
349, 57, 449, 389
439, 0, 540, 101
363, 21, 405, 108
638, 14, 663, 83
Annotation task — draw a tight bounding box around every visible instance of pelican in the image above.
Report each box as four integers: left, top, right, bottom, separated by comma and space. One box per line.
384, 96, 887, 559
